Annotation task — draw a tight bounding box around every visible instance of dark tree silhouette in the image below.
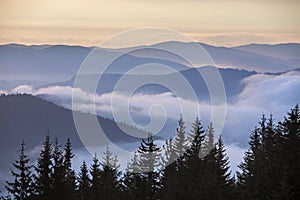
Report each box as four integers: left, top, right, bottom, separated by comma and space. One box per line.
237, 127, 263, 199
173, 114, 188, 159
34, 135, 52, 199
78, 161, 91, 200
90, 154, 102, 200
137, 133, 161, 200
175, 117, 206, 199
279, 104, 300, 199
51, 137, 65, 200
214, 136, 234, 199
62, 138, 77, 200
99, 145, 121, 200
2, 106, 300, 200
5, 140, 34, 200
123, 152, 142, 200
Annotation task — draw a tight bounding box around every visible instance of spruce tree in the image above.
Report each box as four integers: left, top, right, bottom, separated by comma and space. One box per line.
5, 140, 34, 200
123, 152, 141, 200
237, 127, 263, 199
201, 122, 220, 200
34, 135, 52, 199
78, 161, 91, 200
188, 117, 205, 158
173, 115, 188, 158
160, 139, 178, 200
178, 117, 206, 199
161, 139, 176, 167
63, 138, 76, 200
99, 145, 121, 200
215, 136, 233, 199
261, 115, 282, 198
203, 122, 215, 156
279, 104, 300, 199
90, 154, 102, 200
137, 133, 161, 200
51, 138, 65, 200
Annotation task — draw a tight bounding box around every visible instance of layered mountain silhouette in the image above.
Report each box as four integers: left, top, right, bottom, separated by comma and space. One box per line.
45, 67, 256, 103
0, 94, 155, 187
1, 42, 299, 88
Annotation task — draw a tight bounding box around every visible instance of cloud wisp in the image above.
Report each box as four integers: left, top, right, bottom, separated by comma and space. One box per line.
8, 71, 300, 145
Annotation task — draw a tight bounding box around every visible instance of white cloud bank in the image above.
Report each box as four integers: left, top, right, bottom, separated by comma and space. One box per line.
5, 71, 300, 171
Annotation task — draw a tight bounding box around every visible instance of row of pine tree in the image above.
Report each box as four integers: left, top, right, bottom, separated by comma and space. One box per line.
1, 105, 300, 200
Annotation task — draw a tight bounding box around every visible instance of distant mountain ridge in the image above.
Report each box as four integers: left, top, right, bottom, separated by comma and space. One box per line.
0, 42, 299, 85
43, 67, 256, 103
234, 43, 300, 59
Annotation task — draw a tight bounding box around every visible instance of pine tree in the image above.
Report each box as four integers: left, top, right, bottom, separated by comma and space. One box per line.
123, 152, 142, 200
137, 133, 161, 200
203, 122, 215, 157
90, 154, 102, 200
201, 122, 220, 200
99, 145, 121, 200
5, 140, 34, 200
34, 135, 52, 199
237, 127, 264, 199
160, 139, 178, 200
78, 161, 91, 200
261, 115, 282, 198
188, 117, 205, 158
175, 117, 206, 199
161, 139, 176, 167
279, 104, 300, 199
51, 137, 65, 200
173, 115, 188, 158
63, 138, 76, 200
214, 136, 234, 199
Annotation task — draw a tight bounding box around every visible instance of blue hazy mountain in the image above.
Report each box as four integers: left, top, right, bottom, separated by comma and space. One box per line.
1, 42, 299, 90
234, 43, 300, 59
45, 67, 256, 103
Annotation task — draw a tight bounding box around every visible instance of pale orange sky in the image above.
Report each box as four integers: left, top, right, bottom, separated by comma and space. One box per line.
0, 0, 299, 47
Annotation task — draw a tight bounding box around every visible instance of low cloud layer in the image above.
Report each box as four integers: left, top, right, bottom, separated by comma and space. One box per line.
4, 71, 300, 172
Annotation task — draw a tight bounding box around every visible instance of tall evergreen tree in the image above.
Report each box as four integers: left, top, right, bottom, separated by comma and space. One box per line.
63, 138, 76, 200
137, 133, 161, 200
160, 139, 178, 200
237, 125, 266, 199
51, 138, 65, 200
214, 136, 234, 199
161, 139, 176, 167
34, 135, 52, 199
201, 123, 233, 200
279, 104, 300, 199
78, 161, 91, 200
123, 152, 142, 200
173, 115, 188, 158
90, 154, 102, 200
203, 122, 215, 156
99, 145, 121, 200
5, 140, 34, 200
178, 117, 206, 199
188, 117, 205, 158
261, 115, 282, 198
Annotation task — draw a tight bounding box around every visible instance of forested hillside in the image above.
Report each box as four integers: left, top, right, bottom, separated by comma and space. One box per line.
1, 105, 299, 200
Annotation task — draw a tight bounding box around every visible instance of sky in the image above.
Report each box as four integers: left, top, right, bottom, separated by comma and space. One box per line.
0, 0, 300, 47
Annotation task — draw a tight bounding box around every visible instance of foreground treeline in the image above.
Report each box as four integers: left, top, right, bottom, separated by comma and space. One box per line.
1, 105, 300, 200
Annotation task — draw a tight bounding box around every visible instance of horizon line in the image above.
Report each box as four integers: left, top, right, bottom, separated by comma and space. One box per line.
1, 41, 300, 49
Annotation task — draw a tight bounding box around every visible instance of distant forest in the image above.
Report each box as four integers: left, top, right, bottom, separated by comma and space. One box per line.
1, 105, 300, 200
